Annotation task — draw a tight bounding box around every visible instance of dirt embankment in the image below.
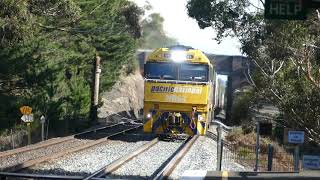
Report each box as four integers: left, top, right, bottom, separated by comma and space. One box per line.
98, 72, 144, 124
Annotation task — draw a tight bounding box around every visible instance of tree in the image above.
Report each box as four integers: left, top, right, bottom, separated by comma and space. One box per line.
0, 0, 143, 135
186, 0, 320, 143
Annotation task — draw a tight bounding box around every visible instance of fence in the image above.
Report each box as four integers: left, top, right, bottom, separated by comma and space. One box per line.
221, 143, 320, 172
0, 129, 27, 152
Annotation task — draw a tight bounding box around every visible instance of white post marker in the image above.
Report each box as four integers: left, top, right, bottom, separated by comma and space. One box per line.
40, 115, 45, 141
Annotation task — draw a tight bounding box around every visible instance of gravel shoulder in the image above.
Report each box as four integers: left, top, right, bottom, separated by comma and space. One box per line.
24, 135, 152, 176
170, 136, 249, 179
0, 138, 93, 170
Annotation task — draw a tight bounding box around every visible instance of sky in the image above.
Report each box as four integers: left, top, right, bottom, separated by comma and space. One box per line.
133, 0, 243, 55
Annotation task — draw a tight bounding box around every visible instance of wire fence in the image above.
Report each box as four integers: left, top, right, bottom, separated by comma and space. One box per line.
221, 144, 320, 172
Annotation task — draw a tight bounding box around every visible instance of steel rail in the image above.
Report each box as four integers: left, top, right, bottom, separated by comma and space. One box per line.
0, 123, 125, 159
0, 172, 106, 180
153, 135, 199, 180
2, 124, 142, 172
211, 120, 233, 131
83, 138, 160, 180
0, 172, 84, 179
206, 131, 231, 148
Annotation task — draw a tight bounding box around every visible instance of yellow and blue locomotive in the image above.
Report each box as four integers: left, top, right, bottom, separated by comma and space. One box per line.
143, 45, 215, 136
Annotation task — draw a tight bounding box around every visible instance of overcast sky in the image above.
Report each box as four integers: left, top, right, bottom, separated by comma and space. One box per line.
133, 0, 243, 55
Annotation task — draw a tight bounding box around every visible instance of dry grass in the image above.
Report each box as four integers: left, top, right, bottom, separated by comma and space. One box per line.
0, 130, 27, 152
226, 129, 295, 171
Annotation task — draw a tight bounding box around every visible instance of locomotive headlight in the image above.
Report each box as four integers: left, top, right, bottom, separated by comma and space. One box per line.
146, 113, 152, 119
198, 114, 204, 121
171, 51, 186, 62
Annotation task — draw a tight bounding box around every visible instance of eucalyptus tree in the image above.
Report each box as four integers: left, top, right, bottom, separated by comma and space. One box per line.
187, 0, 320, 143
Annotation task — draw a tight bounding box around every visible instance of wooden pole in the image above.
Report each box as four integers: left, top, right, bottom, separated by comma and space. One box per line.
90, 56, 101, 124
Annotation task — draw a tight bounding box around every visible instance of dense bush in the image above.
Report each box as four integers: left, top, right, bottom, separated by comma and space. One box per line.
231, 89, 254, 133
0, 0, 142, 136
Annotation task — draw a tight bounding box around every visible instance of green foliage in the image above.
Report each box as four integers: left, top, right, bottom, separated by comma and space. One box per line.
187, 0, 320, 143
231, 93, 250, 124
0, 0, 142, 135
231, 89, 254, 133
273, 114, 284, 143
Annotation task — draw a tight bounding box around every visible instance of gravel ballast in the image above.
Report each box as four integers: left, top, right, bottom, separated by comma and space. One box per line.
25, 138, 150, 176
0, 139, 93, 169
170, 136, 249, 179
108, 140, 183, 179
0, 122, 139, 170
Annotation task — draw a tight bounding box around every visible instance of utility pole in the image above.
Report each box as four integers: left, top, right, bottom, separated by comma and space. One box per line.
216, 125, 222, 171
90, 55, 101, 124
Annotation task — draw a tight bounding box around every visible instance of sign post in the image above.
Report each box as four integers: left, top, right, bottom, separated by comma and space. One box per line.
27, 123, 31, 145
20, 106, 33, 145
285, 130, 304, 171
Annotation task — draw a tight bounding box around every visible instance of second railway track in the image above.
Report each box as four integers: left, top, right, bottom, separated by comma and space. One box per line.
0, 125, 205, 179
0, 121, 142, 173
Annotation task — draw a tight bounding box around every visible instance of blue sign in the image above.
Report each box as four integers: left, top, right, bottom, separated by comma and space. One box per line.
288, 130, 304, 144
303, 155, 320, 169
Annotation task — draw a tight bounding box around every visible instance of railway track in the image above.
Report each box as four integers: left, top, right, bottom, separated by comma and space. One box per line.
0, 122, 142, 173
153, 135, 199, 180
83, 138, 160, 179
81, 135, 199, 180
0, 126, 199, 179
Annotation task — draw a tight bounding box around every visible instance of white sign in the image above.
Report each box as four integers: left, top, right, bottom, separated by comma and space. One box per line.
303, 155, 320, 169
21, 114, 34, 122
288, 130, 304, 144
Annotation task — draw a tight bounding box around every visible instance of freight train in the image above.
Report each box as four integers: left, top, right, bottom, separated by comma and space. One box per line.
143, 45, 215, 136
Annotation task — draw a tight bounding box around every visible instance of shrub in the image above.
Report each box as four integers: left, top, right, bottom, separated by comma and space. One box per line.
231, 88, 255, 133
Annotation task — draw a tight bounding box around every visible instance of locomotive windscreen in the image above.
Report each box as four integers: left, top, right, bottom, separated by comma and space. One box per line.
144, 62, 208, 82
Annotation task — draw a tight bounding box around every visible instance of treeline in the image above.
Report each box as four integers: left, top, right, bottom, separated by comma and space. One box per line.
0, 0, 176, 136
187, 0, 320, 144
